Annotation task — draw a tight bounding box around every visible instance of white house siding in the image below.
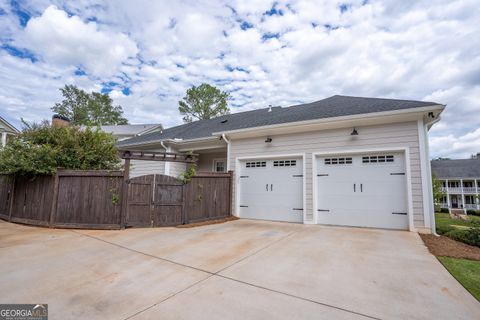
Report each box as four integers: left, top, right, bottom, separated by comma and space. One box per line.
197, 151, 227, 172
130, 160, 166, 178
229, 121, 426, 228
170, 162, 186, 178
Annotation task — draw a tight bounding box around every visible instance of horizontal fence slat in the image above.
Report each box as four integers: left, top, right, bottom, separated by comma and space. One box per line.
57, 170, 124, 177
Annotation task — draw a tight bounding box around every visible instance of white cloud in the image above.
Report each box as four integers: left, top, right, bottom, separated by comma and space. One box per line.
0, 0, 479, 158
19, 5, 138, 76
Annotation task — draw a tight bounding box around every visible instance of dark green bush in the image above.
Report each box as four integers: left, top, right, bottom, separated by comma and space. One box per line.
466, 209, 477, 215
0, 121, 120, 176
468, 210, 480, 217
445, 227, 480, 247
436, 224, 455, 235
440, 208, 450, 213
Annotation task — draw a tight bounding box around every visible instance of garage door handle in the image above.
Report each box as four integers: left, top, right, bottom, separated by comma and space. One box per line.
271, 184, 273, 191
360, 184, 363, 192
266, 184, 268, 191
353, 183, 356, 192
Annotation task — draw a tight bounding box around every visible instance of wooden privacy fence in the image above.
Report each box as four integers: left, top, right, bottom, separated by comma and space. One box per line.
0, 170, 232, 229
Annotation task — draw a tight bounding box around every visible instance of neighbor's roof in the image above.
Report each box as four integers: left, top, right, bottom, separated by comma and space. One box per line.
83, 124, 163, 136
0, 115, 19, 133
118, 95, 442, 147
431, 158, 480, 179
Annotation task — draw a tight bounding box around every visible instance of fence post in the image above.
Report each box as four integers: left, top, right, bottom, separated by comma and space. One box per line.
8, 175, 15, 222
49, 173, 60, 227
120, 158, 130, 229
182, 183, 188, 225
228, 170, 233, 216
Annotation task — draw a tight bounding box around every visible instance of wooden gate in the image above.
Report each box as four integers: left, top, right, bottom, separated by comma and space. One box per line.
125, 174, 184, 227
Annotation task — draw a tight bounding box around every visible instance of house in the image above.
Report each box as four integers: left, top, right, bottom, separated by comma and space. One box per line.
0, 115, 19, 147
431, 156, 480, 212
118, 95, 445, 233
80, 123, 163, 141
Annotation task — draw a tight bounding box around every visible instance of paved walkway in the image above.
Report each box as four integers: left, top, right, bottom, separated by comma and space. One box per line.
0, 219, 478, 319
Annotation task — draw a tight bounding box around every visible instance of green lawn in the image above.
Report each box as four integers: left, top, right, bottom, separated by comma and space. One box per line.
437, 257, 480, 301
436, 212, 480, 229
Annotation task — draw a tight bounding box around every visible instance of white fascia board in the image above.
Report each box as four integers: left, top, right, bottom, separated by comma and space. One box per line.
212, 105, 445, 138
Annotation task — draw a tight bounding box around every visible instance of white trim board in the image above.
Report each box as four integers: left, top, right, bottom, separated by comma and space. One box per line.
234, 153, 307, 223
311, 147, 415, 232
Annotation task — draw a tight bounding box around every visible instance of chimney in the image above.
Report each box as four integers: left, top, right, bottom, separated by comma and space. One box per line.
52, 114, 70, 128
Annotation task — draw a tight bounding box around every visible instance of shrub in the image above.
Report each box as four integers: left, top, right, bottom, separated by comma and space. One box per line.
469, 210, 480, 217
446, 226, 480, 248
436, 223, 455, 235
440, 208, 450, 213
466, 209, 477, 215
0, 121, 120, 176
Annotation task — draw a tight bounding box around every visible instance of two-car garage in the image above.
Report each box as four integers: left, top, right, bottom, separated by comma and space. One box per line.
238, 152, 410, 230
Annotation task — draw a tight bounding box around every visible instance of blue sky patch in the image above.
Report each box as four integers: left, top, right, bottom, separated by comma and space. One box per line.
264, 3, 284, 16
10, 0, 31, 27
324, 24, 340, 31
121, 87, 131, 96
0, 8, 6, 15
240, 21, 253, 30
175, 63, 185, 68
262, 32, 280, 41
168, 18, 177, 29
74, 68, 86, 76
339, 3, 350, 14
1, 44, 37, 62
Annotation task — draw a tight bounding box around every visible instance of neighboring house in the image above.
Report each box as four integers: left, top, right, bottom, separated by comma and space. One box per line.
81, 124, 163, 141
0, 115, 19, 147
118, 95, 445, 233
431, 156, 480, 212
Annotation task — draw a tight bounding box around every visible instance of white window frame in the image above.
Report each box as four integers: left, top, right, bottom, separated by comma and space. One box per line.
212, 158, 227, 172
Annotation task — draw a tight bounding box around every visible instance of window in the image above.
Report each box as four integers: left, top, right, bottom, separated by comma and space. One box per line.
213, 159, 226, 172
362, 155, 394, 164
246, 161, 266, 168
273, 160, 297, 167
324, 157, 352, 165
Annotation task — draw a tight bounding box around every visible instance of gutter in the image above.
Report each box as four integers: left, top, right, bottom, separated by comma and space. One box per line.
222, 134, 231, 171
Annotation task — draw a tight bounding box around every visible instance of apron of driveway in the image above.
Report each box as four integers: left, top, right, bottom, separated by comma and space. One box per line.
0, 219, 478, 320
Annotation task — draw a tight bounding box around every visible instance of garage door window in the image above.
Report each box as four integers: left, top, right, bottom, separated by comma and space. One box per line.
324, 157, 352, 165
273, 160, 297, 167
246, 161, 266, 168
362, 155, 394, 164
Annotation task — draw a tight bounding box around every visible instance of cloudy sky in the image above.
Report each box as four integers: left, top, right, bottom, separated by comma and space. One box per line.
0, 0, 479, 158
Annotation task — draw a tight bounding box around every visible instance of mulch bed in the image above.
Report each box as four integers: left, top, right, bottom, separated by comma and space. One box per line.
420, 234, 480, 261
176, 216, 239, 228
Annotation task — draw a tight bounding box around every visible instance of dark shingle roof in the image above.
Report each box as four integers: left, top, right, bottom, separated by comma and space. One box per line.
118, 95, 440, 147
431, 159, 480, 179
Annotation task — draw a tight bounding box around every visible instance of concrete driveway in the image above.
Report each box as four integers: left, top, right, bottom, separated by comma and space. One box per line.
0, 219, 478, 320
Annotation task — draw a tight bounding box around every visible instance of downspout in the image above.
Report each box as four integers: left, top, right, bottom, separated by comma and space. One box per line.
160, 140, 171, 176
424, 116, 441, 236
222, 133, 231, 171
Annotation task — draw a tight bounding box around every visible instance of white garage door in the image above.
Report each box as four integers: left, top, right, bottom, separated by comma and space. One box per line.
239, 158, 303, 223
316, 153, 409, 230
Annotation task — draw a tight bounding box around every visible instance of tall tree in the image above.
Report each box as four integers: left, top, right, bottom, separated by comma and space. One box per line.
178, 83, 230, 123
52, 85, 128, 126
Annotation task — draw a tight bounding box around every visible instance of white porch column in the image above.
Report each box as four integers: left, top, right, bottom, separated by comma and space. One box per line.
460, 179, 465, 213
446, 179, 450, 209
1, 132, 6, 147
475, 179, 479, 209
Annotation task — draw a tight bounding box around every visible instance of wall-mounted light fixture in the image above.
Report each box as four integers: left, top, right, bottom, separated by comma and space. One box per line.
350, 128, 358, 136
265, 137, 272, 143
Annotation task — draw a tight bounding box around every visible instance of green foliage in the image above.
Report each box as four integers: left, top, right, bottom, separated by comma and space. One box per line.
435, 213, 480, 247
0, 121, 121, 176
179, 165, 197, 184
178, 83, 230, 123
440, 208, 450, 213
437, 257, 480, 301
52, 85, 128, 125
432, 173, 445, 207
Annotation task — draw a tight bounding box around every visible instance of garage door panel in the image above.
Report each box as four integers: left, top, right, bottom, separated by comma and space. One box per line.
316, 152, 409, 230
239, 158, 303, 223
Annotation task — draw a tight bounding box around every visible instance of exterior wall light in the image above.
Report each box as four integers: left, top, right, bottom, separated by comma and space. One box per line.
351, 128, 358, 136
265, 137, 272, 143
